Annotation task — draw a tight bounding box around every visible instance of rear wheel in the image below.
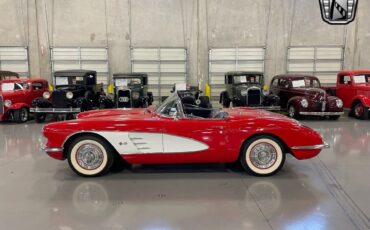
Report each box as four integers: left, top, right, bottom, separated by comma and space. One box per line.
240, 135, 285, 176
14, 107, 28, 123
353, 101, 369, 120
67, 135, 114, 177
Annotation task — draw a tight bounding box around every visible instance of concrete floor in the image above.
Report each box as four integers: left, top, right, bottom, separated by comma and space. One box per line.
0, 117, 369, 230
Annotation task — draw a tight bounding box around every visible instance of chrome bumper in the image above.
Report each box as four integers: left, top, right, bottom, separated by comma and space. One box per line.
42, 146, 63, 153
30, 107, 81, 114
299, 111, 344, 116
291, 142, 330, 150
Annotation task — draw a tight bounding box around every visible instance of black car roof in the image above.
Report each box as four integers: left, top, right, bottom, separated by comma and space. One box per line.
113, 73, 148, 79
0, 70, 19, 77
225, 71, 264, 76
54, 70, 96, 77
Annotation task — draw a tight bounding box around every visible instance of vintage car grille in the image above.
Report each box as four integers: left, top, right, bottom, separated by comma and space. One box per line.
247, 89, 261, 106
0, 96, 3, 114
51, 91, 68, 108
117, 89, 131, 108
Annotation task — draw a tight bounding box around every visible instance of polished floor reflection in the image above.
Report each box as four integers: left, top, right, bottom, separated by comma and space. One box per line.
0, 117, 369, 230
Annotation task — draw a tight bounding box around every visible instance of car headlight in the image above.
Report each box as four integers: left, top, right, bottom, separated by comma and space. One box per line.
132, 92, 140, 100
336, 99, 343, 108
4, 100, 12, 108
241, 90, 248, 96
300, 98, 308, 108
43, 91, 50, 99
66, 91, 73, 99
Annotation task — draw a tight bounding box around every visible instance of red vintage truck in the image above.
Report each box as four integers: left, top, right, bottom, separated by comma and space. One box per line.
325, 70, 370, 119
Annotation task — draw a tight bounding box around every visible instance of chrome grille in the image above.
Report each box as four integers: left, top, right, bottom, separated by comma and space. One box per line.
0, 96, 3, 114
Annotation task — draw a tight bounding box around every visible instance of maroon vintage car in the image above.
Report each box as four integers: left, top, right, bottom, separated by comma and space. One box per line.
270, 74, 344, 120
0, 78, 49, 122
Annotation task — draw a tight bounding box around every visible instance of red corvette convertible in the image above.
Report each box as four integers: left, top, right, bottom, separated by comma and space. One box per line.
43, 92, 328, 177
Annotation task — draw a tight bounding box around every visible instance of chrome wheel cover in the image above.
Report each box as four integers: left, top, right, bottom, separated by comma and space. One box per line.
288, 106, 295, 117
21, 108, 28, 121
250, 143, 277, 169
76, 144, 105, 170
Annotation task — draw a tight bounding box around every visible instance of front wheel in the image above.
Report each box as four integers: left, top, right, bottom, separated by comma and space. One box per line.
353, 102, 369, 120
14, 107, 29, 123
288, 104, 301, 120
240, 135, 285, 176
67, 135, 114, 177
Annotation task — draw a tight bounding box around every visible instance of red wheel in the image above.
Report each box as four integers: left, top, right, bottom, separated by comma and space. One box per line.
353, 102, 369, 120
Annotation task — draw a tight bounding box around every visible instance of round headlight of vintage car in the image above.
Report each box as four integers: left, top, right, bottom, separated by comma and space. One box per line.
132, 91, 140, 100
43, 91, 50, 99
66, 91, 74, 99
300, 98, 308, 108
4, 100, 12, 108
241, 90, 248, 96
336, 99, 343, 108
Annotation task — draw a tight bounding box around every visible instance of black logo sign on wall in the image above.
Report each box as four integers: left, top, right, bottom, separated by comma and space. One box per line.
319, 0, 358, 25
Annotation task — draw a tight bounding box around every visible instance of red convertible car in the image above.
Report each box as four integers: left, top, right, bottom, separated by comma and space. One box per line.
43, 93, 328, 177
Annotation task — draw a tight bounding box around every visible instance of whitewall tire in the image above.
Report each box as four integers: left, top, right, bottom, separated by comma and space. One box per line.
240, 136, 285, 176
67, 135, 114, 177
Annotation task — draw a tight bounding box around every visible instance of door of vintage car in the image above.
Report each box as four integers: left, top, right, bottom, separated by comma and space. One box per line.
336, 74, 355, 108
272, 78, 291, 108
161, 116, 229, 163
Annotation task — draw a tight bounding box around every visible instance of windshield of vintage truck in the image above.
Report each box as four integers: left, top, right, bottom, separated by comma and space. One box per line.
55, 76, 84, 86
114, 78, 142, 87
292, 78, 320, 88
0, 82, 24, 91
234, 75, 262, 84
353, 75, 370, 84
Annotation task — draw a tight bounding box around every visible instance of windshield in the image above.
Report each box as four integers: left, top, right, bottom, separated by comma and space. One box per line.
55, 76, 84, 86
353, 75, 370, 84
156, 94, 182, 117
114, 78, 142, 87
0, 82, 25, 91
291, 78, 321, 88
233, 75, 262, 84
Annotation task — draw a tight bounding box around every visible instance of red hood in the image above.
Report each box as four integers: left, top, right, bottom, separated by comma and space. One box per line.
227, 107, 297, 122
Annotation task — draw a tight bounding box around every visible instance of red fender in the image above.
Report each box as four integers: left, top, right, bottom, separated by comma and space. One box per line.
350, 95, 370, 108
9, 103, 29, 110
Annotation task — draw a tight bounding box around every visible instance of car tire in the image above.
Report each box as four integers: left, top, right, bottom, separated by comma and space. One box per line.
288, 104, 301, 120
35, 113, 46, 123
353, 101, 369, 120
14, 107, 28, 123
240, 135, 285, 176
67, 135, 114, 177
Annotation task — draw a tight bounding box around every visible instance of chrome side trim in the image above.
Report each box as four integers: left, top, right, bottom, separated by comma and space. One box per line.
30, 107, 81, 114
42, 147, 63, 152
291, 142, 330, 150
299, 111, 344, 116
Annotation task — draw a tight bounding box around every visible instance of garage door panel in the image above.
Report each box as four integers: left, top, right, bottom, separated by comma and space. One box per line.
160, 74, 186, 84
316, 47, 343, 59
288, 62, 314, 72
52, 48, 80, 61
315, 73, 337, 85
210, 61, 236, 73
238, 61, 264, 72
53, 61, 80, 71
315, 61, 342, 72
81, 61, 108, 73
81, 48, 108, 61
160, 63, 186, 73
132, 48, 158, 61
210, 49, 237, 61
209, 74, 224, 85
0, 47, 29, 77
132, 62, 159, 73
238, 48, 265, 60
288, 47, 315, 60
160, 49, 186, 61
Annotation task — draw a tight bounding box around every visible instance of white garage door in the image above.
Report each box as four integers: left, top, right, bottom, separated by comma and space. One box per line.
51, 47, 109, 85
131, 48, 187, 102
208, 47, 265, 102
0, 47, 29, 77
287, 46, 343, 85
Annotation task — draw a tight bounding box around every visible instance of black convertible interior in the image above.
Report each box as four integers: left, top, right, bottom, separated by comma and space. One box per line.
181, 95, 228, 119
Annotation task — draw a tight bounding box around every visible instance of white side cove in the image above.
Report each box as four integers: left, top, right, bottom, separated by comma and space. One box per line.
92, 131, 209, 155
